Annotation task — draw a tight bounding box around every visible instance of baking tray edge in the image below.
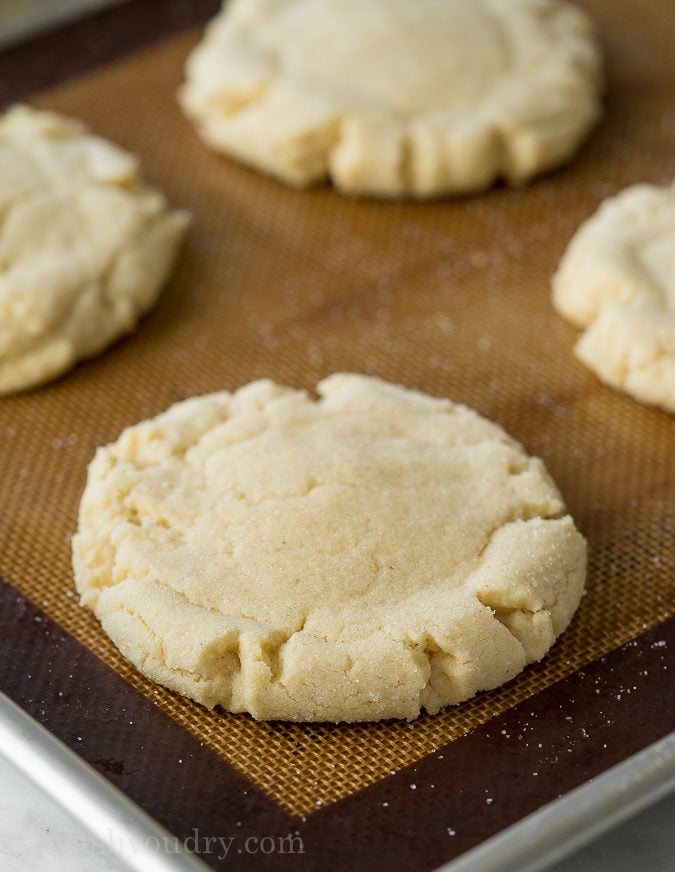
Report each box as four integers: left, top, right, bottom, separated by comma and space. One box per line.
438, 729, 675, 872
0, 690, 209, 872
2, 687, 674, 872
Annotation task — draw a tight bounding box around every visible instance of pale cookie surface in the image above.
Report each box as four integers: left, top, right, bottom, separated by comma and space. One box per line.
553, 182, 675, 413
0, 105, 189, 395
179, 0, 602, 198
73, 374, 586, 722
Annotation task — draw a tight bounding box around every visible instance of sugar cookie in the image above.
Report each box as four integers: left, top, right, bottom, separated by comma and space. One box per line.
553, 182, 675, 413
0, 105, 189, 394
73, 375, 586, 722
179, 0, 602, 198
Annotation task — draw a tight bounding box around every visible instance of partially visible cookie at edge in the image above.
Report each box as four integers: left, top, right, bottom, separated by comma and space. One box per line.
552, 181, 675, 413
72, 374, 587, 722
0, 105, 190, 395
179, 0, 603, 199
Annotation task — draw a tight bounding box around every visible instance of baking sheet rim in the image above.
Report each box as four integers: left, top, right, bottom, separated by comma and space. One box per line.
438, 729, 675, 872
1, 689, 673, 872
0, 690, 209, 872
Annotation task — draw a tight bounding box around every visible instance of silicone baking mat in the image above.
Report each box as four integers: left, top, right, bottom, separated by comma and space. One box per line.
0, 0, 673, 868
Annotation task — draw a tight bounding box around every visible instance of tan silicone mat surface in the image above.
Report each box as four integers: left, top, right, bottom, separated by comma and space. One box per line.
1, 0, 674, 818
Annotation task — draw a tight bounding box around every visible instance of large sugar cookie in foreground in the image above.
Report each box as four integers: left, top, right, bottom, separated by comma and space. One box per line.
553, 182, 675, 413
0, 106, 189, 395
73, 375, 586, 722
179, 0, 602, 198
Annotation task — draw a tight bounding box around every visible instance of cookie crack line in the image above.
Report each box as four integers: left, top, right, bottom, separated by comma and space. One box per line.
121, 604, 222, 688
473, 510, 566, 566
